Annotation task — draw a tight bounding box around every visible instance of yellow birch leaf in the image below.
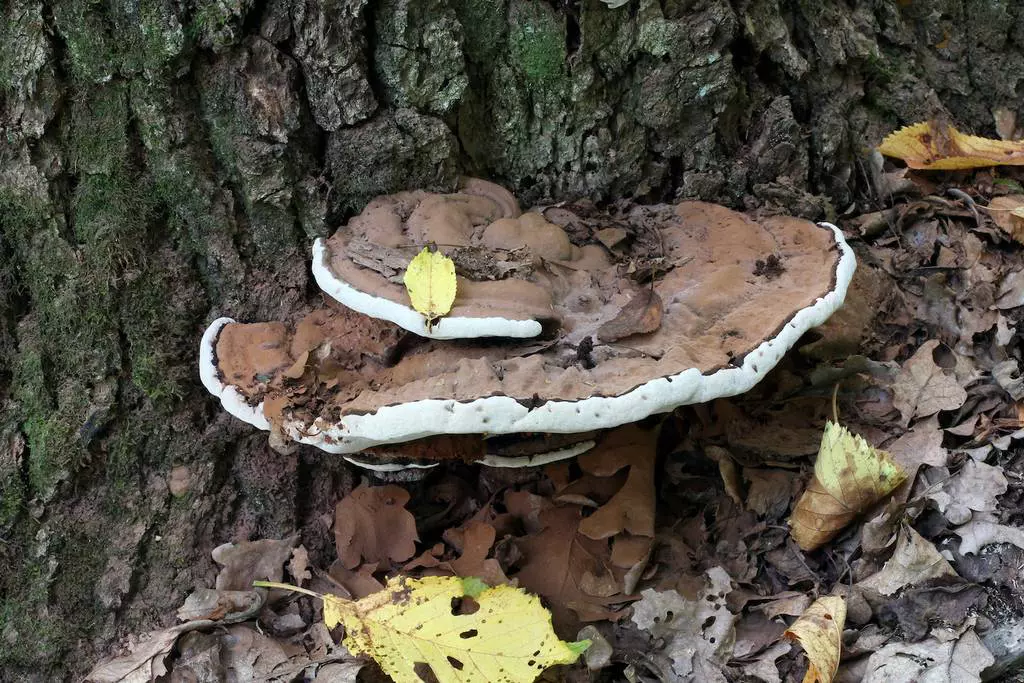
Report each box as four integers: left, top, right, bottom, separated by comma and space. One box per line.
878, 120, 1024, 170
785, 595, 846, 683
324, 575, 588, 683
403, 247, 457, 330
789, 421, 906, 551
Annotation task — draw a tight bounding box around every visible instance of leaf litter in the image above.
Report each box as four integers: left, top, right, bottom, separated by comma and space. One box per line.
86, 160, 1024, 682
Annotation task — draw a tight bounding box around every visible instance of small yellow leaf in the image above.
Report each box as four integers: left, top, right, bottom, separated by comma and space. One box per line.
789, 421, 906, 551
878, 120, 1024, 170
332, 575, 587, 683
785, 595, 846, 683
403, 247, 457, 329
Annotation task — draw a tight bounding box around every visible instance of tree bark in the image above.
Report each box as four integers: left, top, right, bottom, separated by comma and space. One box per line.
1, 0, 1022, 677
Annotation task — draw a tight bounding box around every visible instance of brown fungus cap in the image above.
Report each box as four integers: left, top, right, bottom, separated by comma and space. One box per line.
201, 200, 855, 460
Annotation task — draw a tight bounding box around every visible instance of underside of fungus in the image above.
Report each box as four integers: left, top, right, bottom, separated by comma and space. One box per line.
200, 185, 856, 468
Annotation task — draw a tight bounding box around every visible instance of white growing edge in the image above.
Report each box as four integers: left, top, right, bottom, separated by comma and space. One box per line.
311, 238, 543, 340
200, 223, 855, 469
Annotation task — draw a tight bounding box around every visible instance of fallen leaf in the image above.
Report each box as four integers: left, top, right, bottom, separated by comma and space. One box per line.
596, 289, 663, 342
954, 517, 1024, 554
860, 629, 993, 682
631, 567, 736, 681
926, 459, 1007, 526
986, 195, 1024, 243
176, 588, 261, 622
335, 484, 418, 569
289, 545, 312, 586
445, 520, 509, 586
785, 595, 846, 683
858, 525, 957, 595
744, 469, 798, 519
789, 422, 907, 551
513, 505, 624, 627
403, 247, 457, 329
270, 576, 588, 683
878, 120, 1024, 170
577, 425, 658, 539
879, 581, 986, 642
891, 341, 967, 425
595, 226, 628, 249
212, 535, 298, 591
85, 624, 192, 682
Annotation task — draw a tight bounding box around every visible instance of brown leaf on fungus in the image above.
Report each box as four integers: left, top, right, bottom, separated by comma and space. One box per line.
785, 595, 846, 683
878, 120, 1024, 170
891, 341, 967, 426
577, 425, 658, 539
334, 484, 418, 569
596, 289, 664, 342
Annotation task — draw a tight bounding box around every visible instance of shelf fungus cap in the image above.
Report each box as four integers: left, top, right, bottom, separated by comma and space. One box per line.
312, 178, 568, 339
201, 201, 855, 466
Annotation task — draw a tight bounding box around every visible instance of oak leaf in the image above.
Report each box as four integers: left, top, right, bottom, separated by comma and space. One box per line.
335, 484, 418, 569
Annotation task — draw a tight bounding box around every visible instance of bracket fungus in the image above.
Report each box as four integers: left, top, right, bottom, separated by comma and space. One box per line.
201, 181, 856, 469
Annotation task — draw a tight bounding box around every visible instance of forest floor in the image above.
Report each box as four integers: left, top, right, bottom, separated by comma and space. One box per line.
84, 166, 1024, 683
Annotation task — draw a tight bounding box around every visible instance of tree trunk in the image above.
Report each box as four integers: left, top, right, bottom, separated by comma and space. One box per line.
0, 0, 1021, 677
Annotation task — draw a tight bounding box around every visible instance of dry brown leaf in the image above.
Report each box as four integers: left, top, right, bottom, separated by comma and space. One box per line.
289, 545, 312, 586
445, 520, 509, 586
577, 425, 658, 539
891, 340, 967, 425
878, 120, 1024, 169
860, 630, 993, 683
785, 595, 846, 683
334, 484, 418, 569
987, 195, 1024, 243
513, 505, 624, 628
212, 535, 298, 591
789, 422, 906, 551
858, 525, 957, 595
596, 289, 664, 342
85, 623, 193, 682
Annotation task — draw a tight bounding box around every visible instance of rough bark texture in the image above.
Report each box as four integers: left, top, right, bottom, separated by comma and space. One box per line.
0, 0, 1022, 678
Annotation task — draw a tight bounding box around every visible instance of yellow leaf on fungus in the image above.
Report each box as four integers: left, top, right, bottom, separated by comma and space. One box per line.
403, 247, 457, 330
322, 576, 588, 683
785, 595, 846, 683
878, 120, 1024, 170
789, 421, 906, 551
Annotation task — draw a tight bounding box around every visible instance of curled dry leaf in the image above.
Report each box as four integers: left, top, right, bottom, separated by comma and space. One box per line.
596, 289, 664, 342
789, 422, 906, 551
784, 595, 846, 683
85, 624, 192, 682
335, 484, 418, 569
878, 120, 1024, 170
